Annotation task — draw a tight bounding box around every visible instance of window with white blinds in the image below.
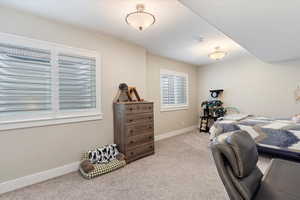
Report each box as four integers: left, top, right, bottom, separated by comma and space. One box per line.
0, 43, 52, 115
58, 54, 97, 111
0, 33, 102, 130
160, 69, 188, 111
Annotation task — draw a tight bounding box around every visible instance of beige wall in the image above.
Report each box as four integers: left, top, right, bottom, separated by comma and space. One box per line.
0, 7, 147, 183
0, 7, 199, 183
146, 53, 198, 135
198, 54, 300, 118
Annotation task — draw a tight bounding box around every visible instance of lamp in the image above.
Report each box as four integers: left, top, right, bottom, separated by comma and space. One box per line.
208, 47, 227, 60
126, 4, 156, 31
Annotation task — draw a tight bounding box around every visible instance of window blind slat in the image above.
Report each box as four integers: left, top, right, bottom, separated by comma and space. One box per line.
0, 43, 51, 115
59, 54, 96, 110
0, 107, 51, 113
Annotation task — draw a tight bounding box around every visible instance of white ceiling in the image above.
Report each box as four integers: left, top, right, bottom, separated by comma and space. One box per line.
0, 0, 247, 65
180, 0, 300, 63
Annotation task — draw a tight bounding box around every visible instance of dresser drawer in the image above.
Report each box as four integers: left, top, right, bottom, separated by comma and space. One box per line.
125, 103, 153, 114
126, 113, 153, 124
127, 142, 154, 161
126, 123, 153, 137
127, 133, 154, 149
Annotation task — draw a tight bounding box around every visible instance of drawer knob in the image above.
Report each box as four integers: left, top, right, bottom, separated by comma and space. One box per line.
131, 152, 134, 155
149, 117, 152, 119
130, 130, 133, 133
129, 108, 133, 111
149, 136, 153, 139
129, 119, 133, 122
150, 146, 153, 149
130, 141, 134, 144
148, 107, 151, 109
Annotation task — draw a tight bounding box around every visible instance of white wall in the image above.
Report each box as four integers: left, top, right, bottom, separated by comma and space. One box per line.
0, 7, 199, 184
0, 7, 147, 183
146, 53, 198, 135
198, 54, 300, 118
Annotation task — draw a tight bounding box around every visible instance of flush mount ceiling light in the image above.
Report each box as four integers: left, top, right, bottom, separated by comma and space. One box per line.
126, 4, 156, 31
208, 47, 227, 60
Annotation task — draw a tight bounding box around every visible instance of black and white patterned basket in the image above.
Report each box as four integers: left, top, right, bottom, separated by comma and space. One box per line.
79, 148, 126, 179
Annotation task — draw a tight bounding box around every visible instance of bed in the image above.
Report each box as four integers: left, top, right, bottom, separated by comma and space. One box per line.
210, 114, 300, 161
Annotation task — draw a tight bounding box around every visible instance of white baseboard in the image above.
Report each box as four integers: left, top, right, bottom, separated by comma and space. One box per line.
155, 125, 197, 141
0, 125, 198, 195
0, 161, 80, 195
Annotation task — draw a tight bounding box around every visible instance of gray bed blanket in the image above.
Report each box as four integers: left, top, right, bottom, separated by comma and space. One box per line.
210, 116, 300, 152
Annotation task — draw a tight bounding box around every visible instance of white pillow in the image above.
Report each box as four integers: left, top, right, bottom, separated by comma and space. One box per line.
221, 114, 250, 121
292, 114, 300, 123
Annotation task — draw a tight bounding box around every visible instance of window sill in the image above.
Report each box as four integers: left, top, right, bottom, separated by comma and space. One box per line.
160, 105, 189, 112
0, 113, 103, 132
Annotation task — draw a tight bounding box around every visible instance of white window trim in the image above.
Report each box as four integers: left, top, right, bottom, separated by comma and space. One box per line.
0, 32, 103, 131
160, 69, 189, 112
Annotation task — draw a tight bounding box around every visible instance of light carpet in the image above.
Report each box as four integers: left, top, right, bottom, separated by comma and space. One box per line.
0, 131, 271, 200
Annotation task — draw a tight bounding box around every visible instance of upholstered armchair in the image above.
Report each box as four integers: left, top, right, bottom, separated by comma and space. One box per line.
211, 130, 300, 200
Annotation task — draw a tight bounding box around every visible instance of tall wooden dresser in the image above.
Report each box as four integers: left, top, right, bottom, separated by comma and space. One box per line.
113, 102, 154, 163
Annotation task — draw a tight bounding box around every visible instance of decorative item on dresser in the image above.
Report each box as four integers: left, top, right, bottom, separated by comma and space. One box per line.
113, 83, 154, 163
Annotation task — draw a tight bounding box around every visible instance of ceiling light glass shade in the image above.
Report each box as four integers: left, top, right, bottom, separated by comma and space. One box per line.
126, 4, 156, 31
209, 47, 227, 60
